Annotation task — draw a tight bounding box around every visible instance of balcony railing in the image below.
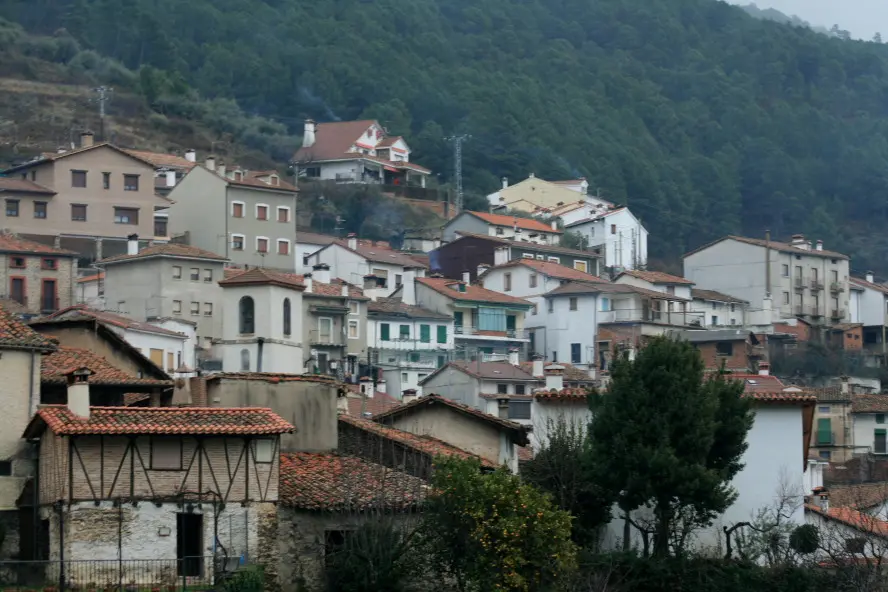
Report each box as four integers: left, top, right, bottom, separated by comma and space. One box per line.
599, 308, 705, 326
309, 329, 344, 346
816, 431, 836, 446
810, 279, 824, 291
831, 309, 846, 320
809, 305, 823, 317
794, 276, 807, 290
830, 282, 845, 293
454, 326, 528, 339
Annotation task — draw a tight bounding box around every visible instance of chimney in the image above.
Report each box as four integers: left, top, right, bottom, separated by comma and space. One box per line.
806, 240, 813, 251
303, 272, 313, 294
588, 367, 597, 380
359, 376, 373, 396
185, 149, 196, 163
165, 170, 176, 187
312, 263, 331, 284
494, 246, 509, 265
497, 397, 510, 420
758, 362, 770, 376
126, 234, 139, 256
217, 161, 227, 179
462, 270, 471, 285
841, 375, 850, 395
56, 147, 67, 154
532, 354, 544, 378
336, 393, 349, 414
551, 220, 558, 231
80, 131, 94, 148
402, 389, 418, 404
347, 233, 358, 251
544, 364, 564, 391
53, 235, 62, 249
501, 177, 508, 189
816, 240, 823, 251
812, 487, 829, 512
302, 119, 317, 148
66, 368, 93, 419
529, 173, 535, 178
790, 234, 806, 249
867, 271, 875, 283
363, 275, 381, 301
477, 263, 491, 278
508, 347, 520, 366
376, 378, 386, 394
401, 269, 417, 305
205, 156, 216, 172
341, 284, 349, 297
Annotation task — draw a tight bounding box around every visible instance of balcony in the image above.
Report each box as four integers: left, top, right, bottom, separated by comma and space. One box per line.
810, 279, 824, 291
309, 330, 344, 347
809, 305, 823, 318
816, 431, 836, 446
830, 282, 845, 293
794, 305, 805, 316
831, 309, 846, 321
793, 276, 807, 291
454, 326, 528, 341
599, 308, 705, 327
40, 297, 60, 313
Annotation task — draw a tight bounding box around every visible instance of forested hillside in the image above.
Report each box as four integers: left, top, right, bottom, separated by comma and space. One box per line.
4, 0, 888, 269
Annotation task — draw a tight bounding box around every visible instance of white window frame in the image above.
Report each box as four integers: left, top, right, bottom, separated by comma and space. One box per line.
172, 300, 182, 315
204, 302, 213, 316
190, 301, 200, 316
277, 238, 291, 255
574, 261, 588, 273
548, 256, 560, 264
255, 203, 270, 221
349, 301, 360, 315
256, 236, 270, 253
231, 233, 245, 251
536, 255, 545, 260
231, 200, 245, 218
523, 253, 534, 259
347, 319, 360, 340
276, 206, 291, 223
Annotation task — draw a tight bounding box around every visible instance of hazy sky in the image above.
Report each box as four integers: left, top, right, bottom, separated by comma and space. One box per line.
727, 0, 888, 39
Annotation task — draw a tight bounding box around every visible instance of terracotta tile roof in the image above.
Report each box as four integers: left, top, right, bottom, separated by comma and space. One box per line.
77, 272, 104, 283
280, 452, 426, 511
4, 143, 155, 173
743, 391, 817, 404
430, 360, 537, 382
0, 177, 56, 195
344, 390, 402, 418
545, 280, 679, 301
99, 243, 227, 264
296, 230, 339, 246
123, 393, 150, 406
850, 277, 888, 295
0, 303, 56, 350
41, 346, 173, 386
481, 258, 607, 284
806, 504, 888, 537
0, 298, 29, 315
533, 388, 590, 401
339, 414, 499, 467
829, 483, 888, 510
618, 270, 694, 285
217, 268, 305, 290
375, 136, 404, 148
0, 232, 76, 256
691, 288, 748, 304
407, 253, 430, 268
686, 235, 849, 260
121, 149, 196, 170
367, 297, 450, 320
39, 305, 186, 338
329, 241, 428, 268
725, 373, 787, 393
293, 120, 380, 162
227, 173, 298, 192
517, 362, 595, 383
463, 211, 562, 234
371, 394, 531, 446
206, 372, 340, 386
445, 232, 603, 260
222, 268, 365, 298
417, 277, 533, 307
852, 394, 888, 413
29, 405, 293, 436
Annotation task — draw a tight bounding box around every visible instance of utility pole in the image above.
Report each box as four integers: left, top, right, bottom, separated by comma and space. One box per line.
92, 86, 113, 141
445, 134, 470, 213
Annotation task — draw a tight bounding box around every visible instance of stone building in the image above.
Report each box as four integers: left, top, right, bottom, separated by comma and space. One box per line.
0, 232, 78, 316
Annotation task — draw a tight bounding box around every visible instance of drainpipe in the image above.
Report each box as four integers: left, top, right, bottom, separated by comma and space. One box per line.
256, 337, 265, 372
224, 185, 230, 259
28, 351, 36, 416
764, 229, 771, 299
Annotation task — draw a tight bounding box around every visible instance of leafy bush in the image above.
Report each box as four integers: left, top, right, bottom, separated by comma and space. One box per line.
788, 525, 819, 555
324, 517, 417, 592
220, 565, 264, 592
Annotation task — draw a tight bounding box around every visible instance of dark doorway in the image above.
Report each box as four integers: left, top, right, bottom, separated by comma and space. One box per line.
10, 278, 24, 305
40, 280, 56, 312
176, 513, 203, 577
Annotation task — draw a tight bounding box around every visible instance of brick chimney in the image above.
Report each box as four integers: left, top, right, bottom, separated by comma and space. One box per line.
66, 367, 93, 419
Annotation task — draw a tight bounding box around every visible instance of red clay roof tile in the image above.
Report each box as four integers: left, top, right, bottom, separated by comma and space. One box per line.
121, 149, 196, 170
806, 504, 888, 537
618, 270, 694, 285
0, 177, 56, 195
99, 243, 227, 264
417, 277, 533, 307
464, 211, 563, 234
0, 232, 76, 256
482, 258, 606, 283
40, 306, 187, 338
41, 346, 173, 386
0, 303, 56, 350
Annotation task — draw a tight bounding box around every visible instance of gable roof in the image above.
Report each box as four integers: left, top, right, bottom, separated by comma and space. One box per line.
545, 280, 681, 301
725, 373, 787, 393
371, 394, 531, 446
0, 177, 56, 195
121, 149, 196, 170
480, 258, 606, 284
422, 360, 537, 384
25, 406, 293, 437
41, 346, 173, 386
0, 304, 56, 351
691, 288, 748, 304
296, 230, 339, 246
829, 483, 888, 511
279, 452, 426, 511
806, 504, 888, 538
416, 277, 532, 307
460, 211, 562, 234
98, 243, 228, 265
445, 232, 601, 260
685, 235, 849, 260
850, 277, 888, 295
367, 297, 450, 320
317, 241, 428, 269
3, 143, 157, 173
217, 268, 306, 291
852, 394, 888, 413
618, 270, 694, 285
228, 170, 298, 192
293, 120, 379, 162
38, 306, 186, 339
0, 232, 77, 256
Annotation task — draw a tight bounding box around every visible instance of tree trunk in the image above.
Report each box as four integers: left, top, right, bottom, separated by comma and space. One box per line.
622, 513, 631, 551
654, 501, 671, 557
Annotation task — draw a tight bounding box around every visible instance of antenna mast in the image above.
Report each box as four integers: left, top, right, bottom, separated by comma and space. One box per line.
445, 134, 470, 213
92, 86, 113, 141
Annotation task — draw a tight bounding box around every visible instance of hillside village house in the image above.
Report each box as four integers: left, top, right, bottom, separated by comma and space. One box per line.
684, 234, 851, 326
485, 174, 590, 213
442, 211, 563, 245
0, 134, 171, 256
415, 276, 533, 361
690, 288, 750, 328
292, 119, 431, 187
167, 159, 298, 270
121, 147, 197, 197
97, 241, 228, 357
75, 270, 104, 308
0, 233, 78, 316
526, 363, 593, 452
563, 206, 648, 271
849, 273, 888, 364
294, 230, 337, 272
431, 233, 601, 282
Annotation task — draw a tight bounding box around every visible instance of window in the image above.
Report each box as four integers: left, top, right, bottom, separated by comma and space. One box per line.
172, 300, 182, 314
102, 172, 110, 189
203, 269, 213, 283
600, 297, 610, 311
256, 205, 269, 221
239, 296, 255, 334
240, 348, 251, 371
610, 223, 617, 235
277, 239, 290, 255
401, 372, 408, 383
437, 325, 447, 344
190, 268, 199, 281
845, 538, 866, 554
782, 264, 789, 277
190, 302, 200, 316
318, 318, 333, 343
257, 237, 269, 253
819, 406, 830, 413
529, 274, 538, 288
204, 303, 213, 316
380, 323, 390, 341
399, 324, 410, 339
508, 401, 531, 420
878, 414, 886, 425
437, 355, 446, 368
831, 270, 838, 283
71, 204, 87, 221
10, 277, 24, 304
531, 304, 538, 315
231, 234, 245, 251
150, 438, 182, 470
571, 343, 581, 364
783, 292, 790, 305
497, 384, 508, 394
504, 272, 512, 292
280, 297, 292, 336
349, 301, 360, 315
71, 170, 87, 188
552, 351, 557, 363
114, 207, 139, 225
29, 170, 36, 182
0, 460, 11, 477
232, 202, 244, 218
547, 299, 554, 313
10, 257, 25, 269
123, 174, 139, 191
277, 207, 290, 222
41, 258, 57, 270
569, 297, 578, 311
172, 266, 182, 279
33, 201, 47, 219
420, 324, 431, 343
348, 319, 359, 339
253, 439, 275, 463
547, 256, 560, 264
666, 285, 675, 295
395, 274, 403, 288
515, 384, 526, 395
574, 261, 588, 273
495, 227, 504, 235
819, 450, 832, 461
876, 428, 887, 454
167, 352, 174, 371
5, 199, 19, 217
715, 341, 733, 356
154, 218, 168, 237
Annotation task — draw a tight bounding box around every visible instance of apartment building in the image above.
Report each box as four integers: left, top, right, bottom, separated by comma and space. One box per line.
0, 232, 78, 316
167, 160, 299, 270
306, 234, 427, 294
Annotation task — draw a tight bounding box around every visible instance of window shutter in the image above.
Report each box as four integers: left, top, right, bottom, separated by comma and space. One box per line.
420, 325, 431, 343
380, 324, 390, 341
437, 326, 447, 344
816, 418, 832, 445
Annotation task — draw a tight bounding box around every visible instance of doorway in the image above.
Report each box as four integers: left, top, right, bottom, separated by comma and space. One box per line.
176, 513, 203, 577
41, 279, 57, 312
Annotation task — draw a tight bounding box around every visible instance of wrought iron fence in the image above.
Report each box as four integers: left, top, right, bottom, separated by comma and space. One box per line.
0, 556, 236, 591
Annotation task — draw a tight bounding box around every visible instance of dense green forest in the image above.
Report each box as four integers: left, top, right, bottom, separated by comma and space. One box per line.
4, 0, 888, 270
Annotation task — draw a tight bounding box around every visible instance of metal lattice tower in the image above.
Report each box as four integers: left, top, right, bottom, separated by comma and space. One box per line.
92, 86, 113, 141
445, 134, 470, 212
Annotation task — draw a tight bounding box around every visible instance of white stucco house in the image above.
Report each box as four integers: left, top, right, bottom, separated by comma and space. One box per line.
564, 207, 648, 271
294, 230, 338, 273
442, 211, 563, 245
689, 288, 749, 328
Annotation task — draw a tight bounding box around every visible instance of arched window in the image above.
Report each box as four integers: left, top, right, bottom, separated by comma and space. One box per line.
239, 296, 255, 334
283, 298, 292, 336
240, 348, 250, 371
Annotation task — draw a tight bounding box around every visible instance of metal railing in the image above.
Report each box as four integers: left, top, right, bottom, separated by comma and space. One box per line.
309, 329, 344, 346
454, 326, 528, 339
0, 556, 229, 591
831, 309, 846, 320
794, 276, 807, 289
810, 279, 824, 291
830, 282, 845, 293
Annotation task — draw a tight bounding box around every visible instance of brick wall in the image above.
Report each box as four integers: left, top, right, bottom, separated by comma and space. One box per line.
773, 321, 812, 342
0, 253, 76, 314
695, 340, 750, 371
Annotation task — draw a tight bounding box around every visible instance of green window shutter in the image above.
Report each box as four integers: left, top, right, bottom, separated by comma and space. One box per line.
877, 429, 887, 435
817, 418, 832, 445
437, 325, 447, 344
420, 325, 431, 343
380, 323, 390, 341
878, 414, 886, 424
400, 324, 410, 339
409, 352, 420, 363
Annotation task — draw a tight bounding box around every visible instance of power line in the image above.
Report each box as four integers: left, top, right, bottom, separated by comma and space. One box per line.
445, 134, 470, 213
92, 86, 113, 141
